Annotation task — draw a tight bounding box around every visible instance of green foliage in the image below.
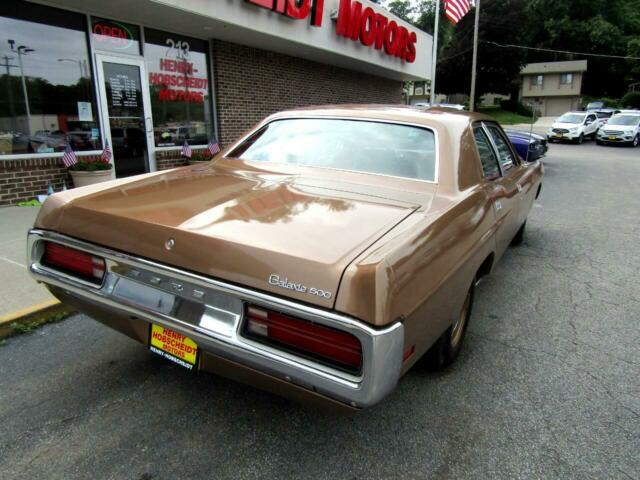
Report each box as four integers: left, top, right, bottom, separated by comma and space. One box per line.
9, 310, 72, 335
17, 199, 42, 207
478, 108, 537, 125
10, 321, 40, 334
500, 99, 534, 117
69, 158, 113, 171
385, 0, 640, 101
621, 91, 640, 108
189, 150, 213, 161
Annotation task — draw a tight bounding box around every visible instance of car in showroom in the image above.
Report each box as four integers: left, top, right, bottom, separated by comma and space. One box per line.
547, 111, 599, 143
505, 129, 548, 162
27, 106, 543, 409
596, 112, 640, 147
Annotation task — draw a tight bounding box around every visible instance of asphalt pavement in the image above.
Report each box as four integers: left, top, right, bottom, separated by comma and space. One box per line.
0, 140, 638, 480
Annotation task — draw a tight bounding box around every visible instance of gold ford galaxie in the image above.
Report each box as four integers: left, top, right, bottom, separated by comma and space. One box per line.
27, 106, 543, 409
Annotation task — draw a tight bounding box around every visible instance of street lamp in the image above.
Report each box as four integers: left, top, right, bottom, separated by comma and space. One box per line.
57, 58, 85, 79
8, 40, 34, 134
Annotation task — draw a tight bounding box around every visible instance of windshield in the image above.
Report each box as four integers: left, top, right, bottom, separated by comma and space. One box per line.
596, 111, 613, 118
557, 114, 585, 124
229, 118, 437, 182
607, 115, 640, 126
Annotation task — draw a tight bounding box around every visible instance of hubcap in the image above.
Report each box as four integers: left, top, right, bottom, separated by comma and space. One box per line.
451, 290, 471, 348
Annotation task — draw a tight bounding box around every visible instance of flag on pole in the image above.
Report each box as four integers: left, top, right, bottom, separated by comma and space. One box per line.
181, 140, 192, 158
62, 144, 77, 168
445, 0, 471, 25
101, 140, 112, 163
207, 138, 221, 156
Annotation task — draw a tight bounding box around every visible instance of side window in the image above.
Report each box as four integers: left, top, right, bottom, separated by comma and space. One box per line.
486, 125, 517, 173
473, 126, 501, 180
587, 114, 596, 123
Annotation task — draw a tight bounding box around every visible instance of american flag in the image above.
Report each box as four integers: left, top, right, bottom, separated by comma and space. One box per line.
181, 140, 192, 158
445, 0, 472, 25
101, 140, 112, 163
62, 144, 77, 168
208, 138, 221, 156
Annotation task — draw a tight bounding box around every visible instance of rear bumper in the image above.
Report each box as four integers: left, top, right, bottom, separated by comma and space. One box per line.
27, 229, 404, 409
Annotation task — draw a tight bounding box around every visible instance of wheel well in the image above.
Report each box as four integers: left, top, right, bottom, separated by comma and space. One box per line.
476, 253, 494, 281
535, 184, 542, 200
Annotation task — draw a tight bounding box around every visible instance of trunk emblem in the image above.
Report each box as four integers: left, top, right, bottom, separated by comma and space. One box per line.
165, 238, 175, 250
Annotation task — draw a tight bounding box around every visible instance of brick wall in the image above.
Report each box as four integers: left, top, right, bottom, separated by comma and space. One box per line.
0, 156, 84, 207
212, 40, 403, 147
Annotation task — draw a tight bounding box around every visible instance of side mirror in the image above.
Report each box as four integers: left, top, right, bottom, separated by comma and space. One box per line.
585, 120, 592, 125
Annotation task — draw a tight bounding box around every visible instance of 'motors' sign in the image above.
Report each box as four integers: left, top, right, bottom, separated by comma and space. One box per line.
245, 0, 417, 63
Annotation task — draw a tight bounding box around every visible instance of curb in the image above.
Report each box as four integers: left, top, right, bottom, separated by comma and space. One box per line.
0, 300, 76, 338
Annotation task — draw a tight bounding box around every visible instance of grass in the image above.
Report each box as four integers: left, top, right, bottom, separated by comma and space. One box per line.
478, 107, 537, 125
8, 310, 73, 335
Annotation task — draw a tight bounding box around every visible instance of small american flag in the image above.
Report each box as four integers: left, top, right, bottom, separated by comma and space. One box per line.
208, 138, 221, 156
101, 140, 112, 163
62, 144, 77, 168
445, 0, 471, 25
181, 140, 192, 158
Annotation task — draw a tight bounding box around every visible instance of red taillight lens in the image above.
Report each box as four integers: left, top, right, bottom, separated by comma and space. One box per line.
42, 242, 105, 284
245, 305, 362, 372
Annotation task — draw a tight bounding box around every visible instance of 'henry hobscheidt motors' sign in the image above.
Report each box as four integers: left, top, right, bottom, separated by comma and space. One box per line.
245, 0, 418, 63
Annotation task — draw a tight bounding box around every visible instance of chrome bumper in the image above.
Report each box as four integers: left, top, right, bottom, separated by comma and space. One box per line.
27, 229, 404, 408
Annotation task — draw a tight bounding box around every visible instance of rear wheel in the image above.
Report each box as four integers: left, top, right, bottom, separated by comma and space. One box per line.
425, 283, 474, 370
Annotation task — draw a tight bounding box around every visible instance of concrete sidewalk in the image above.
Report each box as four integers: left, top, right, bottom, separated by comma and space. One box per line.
0, 206, 55, 317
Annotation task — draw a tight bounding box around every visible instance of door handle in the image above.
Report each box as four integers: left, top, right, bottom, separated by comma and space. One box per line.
516, 183, 523, 193
494, 199, 502, 211
145, 117, 153, 134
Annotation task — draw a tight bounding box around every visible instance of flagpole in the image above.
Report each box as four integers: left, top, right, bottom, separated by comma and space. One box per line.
429, 0, 440, 105
469, 0, 481, 112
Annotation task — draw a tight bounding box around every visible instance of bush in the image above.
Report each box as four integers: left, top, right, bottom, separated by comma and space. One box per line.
499, 99, 534, 117
621, 91, 640, 109
69, 158, 112, 171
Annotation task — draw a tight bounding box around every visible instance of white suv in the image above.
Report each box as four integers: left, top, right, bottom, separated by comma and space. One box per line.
547, 111, 599, 144
596, 113, 640, 147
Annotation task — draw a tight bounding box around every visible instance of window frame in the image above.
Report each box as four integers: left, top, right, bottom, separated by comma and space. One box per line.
560, 73, 573, 85
225, 116, 440, 184
472, 123, 501, 181
532, 74, 544, 86
473, 121, 521, 180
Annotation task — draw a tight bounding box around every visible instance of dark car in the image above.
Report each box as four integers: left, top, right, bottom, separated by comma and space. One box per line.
505, 129, 548, 162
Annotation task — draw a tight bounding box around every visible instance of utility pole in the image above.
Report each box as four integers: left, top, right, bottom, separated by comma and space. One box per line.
430, 0, 440, 105
0, 55, 18, 132
469, 0, 481, 112
9, 41, 35, 134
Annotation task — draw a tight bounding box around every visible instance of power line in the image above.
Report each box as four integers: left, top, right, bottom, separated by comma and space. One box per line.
484, 41, 640, 61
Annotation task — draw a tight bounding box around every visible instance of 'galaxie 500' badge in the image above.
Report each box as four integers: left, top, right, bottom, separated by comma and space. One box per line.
268, 274, 332, 299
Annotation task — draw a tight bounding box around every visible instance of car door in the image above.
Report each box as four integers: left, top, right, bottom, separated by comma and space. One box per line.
481, 123, 527, 257
585, 113, 598, 135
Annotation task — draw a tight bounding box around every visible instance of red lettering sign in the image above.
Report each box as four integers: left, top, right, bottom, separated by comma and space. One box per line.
337, 0, 417, 62
245, 0, 324, 27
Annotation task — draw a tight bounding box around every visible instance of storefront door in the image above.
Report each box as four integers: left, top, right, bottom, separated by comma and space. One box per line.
95, 54, 155, 177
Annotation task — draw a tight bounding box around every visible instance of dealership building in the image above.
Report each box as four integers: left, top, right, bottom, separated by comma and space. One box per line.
0, 0, 431, 205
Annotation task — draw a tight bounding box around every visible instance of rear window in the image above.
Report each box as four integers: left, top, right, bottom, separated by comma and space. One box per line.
228, 118, 437, 182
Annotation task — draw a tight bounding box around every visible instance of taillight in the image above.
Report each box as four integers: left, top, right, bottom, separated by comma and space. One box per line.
42, 242, 105, 284
244, 305, 362, 373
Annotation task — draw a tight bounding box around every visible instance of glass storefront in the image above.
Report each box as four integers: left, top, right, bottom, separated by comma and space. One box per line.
145, 29, 213, 147
0, 1, 100, 155
0, 0, 216, 170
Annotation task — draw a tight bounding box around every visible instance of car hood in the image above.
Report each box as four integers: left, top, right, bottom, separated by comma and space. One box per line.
36, 161, 428, 309
602, 124, 636, 131
551, 122, 582, 129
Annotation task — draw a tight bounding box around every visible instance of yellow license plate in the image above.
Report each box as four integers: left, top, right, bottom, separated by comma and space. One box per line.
150, 324, 198, 370
554, 134, 563, 137
608, 136, 616, 140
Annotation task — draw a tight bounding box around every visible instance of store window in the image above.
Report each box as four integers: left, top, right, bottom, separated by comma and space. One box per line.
144, 28, 213, 147
0, 0, 100, 155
